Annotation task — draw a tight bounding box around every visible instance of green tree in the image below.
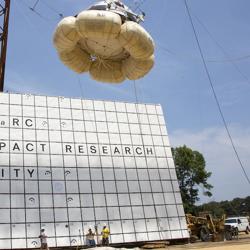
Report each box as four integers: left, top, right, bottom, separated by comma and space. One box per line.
172, 145, 213, 213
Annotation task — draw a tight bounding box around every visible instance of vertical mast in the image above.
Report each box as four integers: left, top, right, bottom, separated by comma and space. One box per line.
0, 0, 10, 92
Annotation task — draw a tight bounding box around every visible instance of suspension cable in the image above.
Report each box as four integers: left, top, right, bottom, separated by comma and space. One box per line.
183, 0, 250, 185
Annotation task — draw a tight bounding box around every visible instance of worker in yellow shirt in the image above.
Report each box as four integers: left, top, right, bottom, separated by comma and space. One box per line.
101, 224, 110, 246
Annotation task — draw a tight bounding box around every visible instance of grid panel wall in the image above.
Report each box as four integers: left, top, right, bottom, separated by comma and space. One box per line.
0, 93, 188, 249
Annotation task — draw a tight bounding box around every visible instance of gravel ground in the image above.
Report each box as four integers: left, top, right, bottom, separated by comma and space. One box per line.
166, 233, 250, 250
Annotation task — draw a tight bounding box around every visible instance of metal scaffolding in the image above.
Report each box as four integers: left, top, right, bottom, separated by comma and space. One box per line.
0, 0, 10, 92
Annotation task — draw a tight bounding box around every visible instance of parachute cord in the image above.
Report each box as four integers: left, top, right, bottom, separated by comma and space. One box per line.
77, 76, 84, 99
96, 56, 113, 70
133, 80, 139, 104
85, 36, 127, 60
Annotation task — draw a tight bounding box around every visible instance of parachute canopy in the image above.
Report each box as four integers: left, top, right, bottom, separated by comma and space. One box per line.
53, 1, 155, 83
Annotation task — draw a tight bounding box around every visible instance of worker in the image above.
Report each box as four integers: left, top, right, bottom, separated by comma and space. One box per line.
38, 228, 49, 250
86, 228, 96, 247
101, 224, 110, 246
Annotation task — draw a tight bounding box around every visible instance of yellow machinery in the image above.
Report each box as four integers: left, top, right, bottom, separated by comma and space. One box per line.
186, 213, 232, 242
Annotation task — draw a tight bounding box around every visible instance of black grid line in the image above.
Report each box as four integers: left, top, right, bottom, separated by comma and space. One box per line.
124, 103, 149, 242
45, 95, 57, 247
58, 97, 71, 246
69, 98, 84, 246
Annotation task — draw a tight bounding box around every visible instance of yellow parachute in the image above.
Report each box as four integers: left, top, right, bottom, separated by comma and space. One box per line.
53, 1, 155, 83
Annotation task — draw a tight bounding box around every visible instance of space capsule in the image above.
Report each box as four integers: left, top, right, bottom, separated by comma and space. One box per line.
53, 0, 155, 83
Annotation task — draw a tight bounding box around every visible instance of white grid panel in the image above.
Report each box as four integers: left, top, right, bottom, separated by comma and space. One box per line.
0, 93, 188, 249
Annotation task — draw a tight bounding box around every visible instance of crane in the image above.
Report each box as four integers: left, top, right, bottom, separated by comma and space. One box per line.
0, 0, 10, 92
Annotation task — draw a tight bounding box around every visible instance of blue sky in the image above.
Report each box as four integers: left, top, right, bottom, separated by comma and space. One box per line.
5, 0, 250, 203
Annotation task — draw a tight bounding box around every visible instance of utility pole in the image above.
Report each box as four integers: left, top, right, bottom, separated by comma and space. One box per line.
0, 0, 10, 92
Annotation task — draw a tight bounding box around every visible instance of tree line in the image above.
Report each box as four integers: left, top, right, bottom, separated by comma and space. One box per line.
196, 196, 250, 218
